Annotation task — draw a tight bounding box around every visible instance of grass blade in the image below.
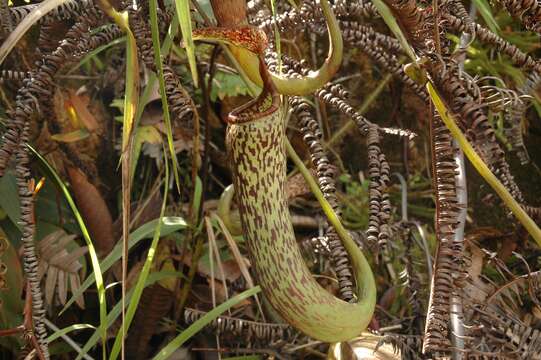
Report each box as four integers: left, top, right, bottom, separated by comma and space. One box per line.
59, 216, 187, 314
28, 145, 108, 353
68, 36, 127, 74
93, 4, 140, 357
149, 0, 182, 191
153, 286, 262, 360
75, 271, 184, 360
46, 324, 95, 343
471, 0, 500, 35
370, 0, 417, 62
130, 15, 180, 183
174, 0, 198, 87
0, 0, 70, 65
108, 149, 170, 360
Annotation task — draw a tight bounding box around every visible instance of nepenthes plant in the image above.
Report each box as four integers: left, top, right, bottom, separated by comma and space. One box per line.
2, 0, 541, 358
194, 19, 377, 340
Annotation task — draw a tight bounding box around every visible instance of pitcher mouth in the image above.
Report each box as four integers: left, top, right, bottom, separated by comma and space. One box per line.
228, 55, 280, 125
227, 92, 280, 125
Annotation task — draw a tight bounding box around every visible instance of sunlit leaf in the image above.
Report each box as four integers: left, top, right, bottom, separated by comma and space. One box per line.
50, 129, 91, 143
174, 0, 198, 87
472, 0, 500, 35
426, 82, 541, 246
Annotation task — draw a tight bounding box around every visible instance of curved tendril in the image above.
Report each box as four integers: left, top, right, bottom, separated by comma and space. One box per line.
268, 0, 343, 95
193, 0, 342, 95
217, 184, 243, 236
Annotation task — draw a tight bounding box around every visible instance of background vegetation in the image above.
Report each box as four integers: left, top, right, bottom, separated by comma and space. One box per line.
1, 0, 541, 358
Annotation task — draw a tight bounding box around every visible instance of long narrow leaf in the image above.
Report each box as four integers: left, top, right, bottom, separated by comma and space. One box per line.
370, 0, 417, 62
75, 271, 184, 360
0, 0, 70, 65
109, 149, 170, 360
28, 145, 108, 352
94, 7, 140, 357
59, 216, 187, 314
68, 36, 127, 74
130, 17, 180, 181
46, 324, 96, 343
119, 17, 139, 153
174, 0, 199, 87
471, 0, 500, 35
153, 286, 262, 360
148, 0, 182, 191
426, 82, 541, 245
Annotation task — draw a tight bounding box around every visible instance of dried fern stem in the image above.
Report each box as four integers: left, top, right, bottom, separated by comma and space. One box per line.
289, 96, 355, 302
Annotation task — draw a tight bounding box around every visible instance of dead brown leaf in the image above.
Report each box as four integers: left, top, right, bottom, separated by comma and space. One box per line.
286, 171, 311, 200
36, 230, 87, 309
67, 166, 115, 256
182, 251, 242, 283
67, 89, 99, 131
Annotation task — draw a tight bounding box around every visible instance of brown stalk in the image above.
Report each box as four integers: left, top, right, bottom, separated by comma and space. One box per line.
0, 283, 46, 360
210, 0, 248, 27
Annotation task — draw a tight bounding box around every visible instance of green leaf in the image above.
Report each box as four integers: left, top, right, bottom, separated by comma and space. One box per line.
192, 0, 215, 23
210, 71, 250, 102
68, 36, 126, 74
75, 271, 185, 360
108, 149, 171, 360
149, 0, 182, 191
46, 324, 95, 344
174, 0, 198, 87
0, 171, 76, 240
370, 0, 417, 62
28, 144, 108, 349
60, 216, 187, 314
115, 11, 139, 154
51, 129, 91, 143
0, 228, 24, 351
426, 82, 541, 246
153, 286, 262, 360
131, 125, 163, 181
191, 175, 203, 222
471, 0, 500, 35
0, 172, 22, 230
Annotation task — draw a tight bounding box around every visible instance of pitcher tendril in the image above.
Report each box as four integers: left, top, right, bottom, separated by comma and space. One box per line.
193, 0, 342, 95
